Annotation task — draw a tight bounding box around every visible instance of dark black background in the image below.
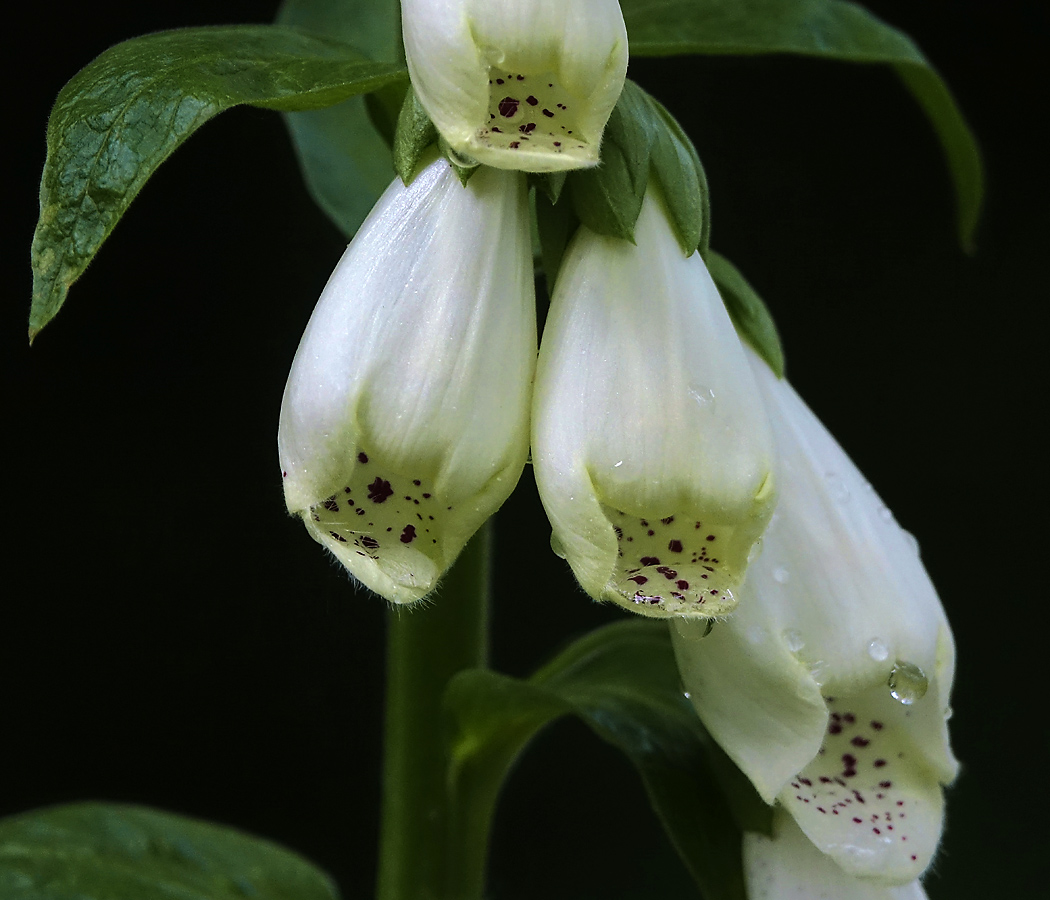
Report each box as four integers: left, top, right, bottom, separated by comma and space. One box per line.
4, 2, 1045, 898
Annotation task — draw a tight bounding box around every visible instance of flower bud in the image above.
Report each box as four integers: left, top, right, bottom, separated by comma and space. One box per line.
532, 187, 776, 618
279, 154, 535, 604
401, 0, 629, 171
673, 346, 957, 883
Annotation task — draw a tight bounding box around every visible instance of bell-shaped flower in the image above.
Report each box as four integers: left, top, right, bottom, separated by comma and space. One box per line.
278, 153, 535, 604
672, 345, 957, 883
401, 0, 628, 172
744, 809, 929, 900
532, 187, 776, 618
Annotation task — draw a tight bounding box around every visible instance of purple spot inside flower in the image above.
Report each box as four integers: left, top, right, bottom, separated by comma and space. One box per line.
498, 97, 519, 117
368, 478, 394, 503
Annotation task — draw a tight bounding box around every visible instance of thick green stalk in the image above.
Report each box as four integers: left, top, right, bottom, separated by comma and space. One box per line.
376, 523, 491, 900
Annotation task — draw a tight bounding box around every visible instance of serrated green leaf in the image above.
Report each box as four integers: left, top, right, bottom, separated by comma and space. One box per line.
0, 802, 339, 900
393, 86, 438, 184
445, 621, 770, 900
620, 0, 983, 250
29, 25, 407, 340
707, 250, 785, 378
276, 0, 404, 238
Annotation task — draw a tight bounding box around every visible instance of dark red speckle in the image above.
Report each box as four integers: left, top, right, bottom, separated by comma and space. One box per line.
668, 539, 683, 552
400, 525, 417, 544
357, 452, 369, 463
361, 536, 380, 549
498, 97, 519, 117
367, 478, 394, 503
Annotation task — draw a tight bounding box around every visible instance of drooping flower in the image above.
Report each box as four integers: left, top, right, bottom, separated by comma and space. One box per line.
672, 345, 957, 883
401, 0, 629, 171
278, 153, 535, 604
532, 187, 776, 618
745, 809, 929, 900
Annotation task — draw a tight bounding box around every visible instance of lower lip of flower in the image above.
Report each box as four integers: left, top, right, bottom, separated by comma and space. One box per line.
474, 68, 589, 161
304, 448, 447, 598
604, 506, 741, 616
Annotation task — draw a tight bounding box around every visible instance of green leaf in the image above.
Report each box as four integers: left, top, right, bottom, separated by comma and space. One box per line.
620, 0, 983, 250
445, 621, 770, 900
29, 26, 407, 340
707, 250, 785, 378
277, 0, 405, 238
0, 802, 339, 900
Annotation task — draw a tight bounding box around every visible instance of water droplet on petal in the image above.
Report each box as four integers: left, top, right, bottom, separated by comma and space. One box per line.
868, 638, 889, 662
549, 530, 567, 559
783, 629, 805, 653
613, 460, 624, 468
888, 660, 928, 705
879, 507, 893, 521
944, 705, 954, 720
747, 538, 763, 564
809, 660, 828, 686
902, 530, 920, 554
773, 565, 790, 584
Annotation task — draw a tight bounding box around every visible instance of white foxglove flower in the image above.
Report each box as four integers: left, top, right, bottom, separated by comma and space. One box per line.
532, 188, 776, 618
672, 346, 957, 883
401, 0, 628, 171
279, 154, 535, 604
745, 809, 929, 900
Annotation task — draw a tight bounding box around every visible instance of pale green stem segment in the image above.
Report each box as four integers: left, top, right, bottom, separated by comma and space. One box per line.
376, 521, 492, 900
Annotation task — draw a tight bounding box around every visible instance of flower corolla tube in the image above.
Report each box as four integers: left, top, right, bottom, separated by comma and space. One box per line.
401, 0, 629, 172
532, 187, 777, 618
278, 154, 535, 604
672, 345, 958, 884
744, 809, 930, 900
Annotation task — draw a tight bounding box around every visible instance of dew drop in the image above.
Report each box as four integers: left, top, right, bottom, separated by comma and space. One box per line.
888, 661, 928, 705
879, 507, 893, 522
868, 638, 889, 662
773, 565, 790, 584
683, 690, 692, 700
809, 660, 828, 686
549, 530, 567, 560
747, 539, 763, 564
782, 629, 805, 652
944, 705, 954, 721
613, 460, 624, 468
902, 530, 920, 554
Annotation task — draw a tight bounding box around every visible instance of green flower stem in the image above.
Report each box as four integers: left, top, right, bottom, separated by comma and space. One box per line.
376, 522, 492, 900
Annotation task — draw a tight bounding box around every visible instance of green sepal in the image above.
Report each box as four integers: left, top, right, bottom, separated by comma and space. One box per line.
649, 96, 712, 258
393, 85, 439, 185
620, 0, 983, 251
0, 802, 339, 900
533, 187, 579, 290
29, 25, 407, 340
708, 250, 786, 378
567, 80, 710, 254
530, 170, 568, 206
444, 621, 771, 900
567, 81, 653, 243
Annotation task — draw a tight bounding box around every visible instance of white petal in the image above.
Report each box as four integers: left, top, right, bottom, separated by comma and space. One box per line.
745, 809, 929, 900
673, 347, 957, 880
533, 189, 775, 617
279, 154, 534, 603
402, 0, 628, 171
